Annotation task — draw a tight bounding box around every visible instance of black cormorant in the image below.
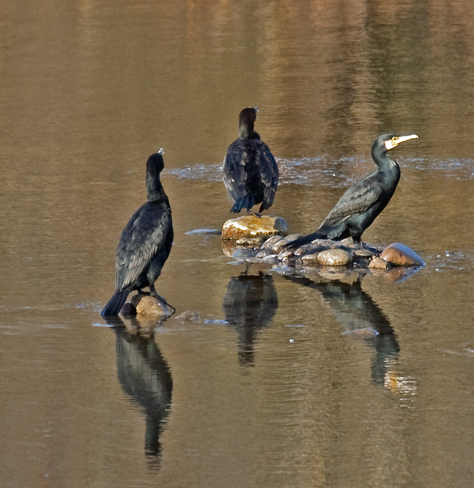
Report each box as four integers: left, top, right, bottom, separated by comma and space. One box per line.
285, 133, 418, 250
223, 107, 278, 214
101, 150, 174, 317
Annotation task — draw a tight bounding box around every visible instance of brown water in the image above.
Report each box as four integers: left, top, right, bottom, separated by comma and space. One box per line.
2, 1, 474, 486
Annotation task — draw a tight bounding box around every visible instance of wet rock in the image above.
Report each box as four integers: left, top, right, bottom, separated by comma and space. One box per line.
380, 243, 425, 267
317, 248, 352, 266
278, 249, 295, 260
120, 302, 137, 317
342, 328, 379, 339
272, 239, 290, 254
369, 256, 389, 269
222, 215, 288, 241
261, 235, 283, 249
261, 255, 279, 264
354, 249, 374, 257
175, 310, 200, 322
256, 248, 275, 258
131, 293, 170, 317
301, 252, 321, 267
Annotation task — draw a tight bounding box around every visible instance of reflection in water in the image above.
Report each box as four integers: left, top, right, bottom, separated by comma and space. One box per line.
111, 319, 173, 468
223, 272, 278, 366
287, 273, 399, 387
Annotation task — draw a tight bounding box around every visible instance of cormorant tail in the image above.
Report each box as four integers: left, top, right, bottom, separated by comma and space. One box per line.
230, 195, 255, 213
101, 290, 129, 317
284, 230, 326, 250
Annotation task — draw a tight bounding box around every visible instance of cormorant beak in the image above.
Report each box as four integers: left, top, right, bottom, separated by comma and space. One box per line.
384, 134, 418, 150
254, 106, 259, 113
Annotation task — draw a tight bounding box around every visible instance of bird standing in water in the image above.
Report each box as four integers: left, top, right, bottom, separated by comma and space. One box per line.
101, 149, 174, 317
223, 107, 278, 215
285, 133, 418, 250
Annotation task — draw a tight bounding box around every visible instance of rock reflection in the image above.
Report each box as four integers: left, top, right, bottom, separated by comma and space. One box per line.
287, 272, 399, 387
109, 318, 173, 468
223, 272, 279, 366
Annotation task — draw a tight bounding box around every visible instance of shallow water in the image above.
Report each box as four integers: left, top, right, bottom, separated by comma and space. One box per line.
2, 1, 474, 487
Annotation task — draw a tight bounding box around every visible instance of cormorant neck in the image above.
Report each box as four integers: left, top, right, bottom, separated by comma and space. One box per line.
372, 147, 399, 172
146, 175, 166, 202
239, 121, 255, 140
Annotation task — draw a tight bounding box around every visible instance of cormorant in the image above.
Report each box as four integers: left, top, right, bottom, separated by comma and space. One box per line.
223, 107, 278, 214
285, 133, 418, 250
101, 149, 174, 317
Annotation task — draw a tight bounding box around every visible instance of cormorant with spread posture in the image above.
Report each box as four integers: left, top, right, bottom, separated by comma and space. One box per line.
101, 149, 174, 317
285, 133, 418, 250
223, 107, 278, 214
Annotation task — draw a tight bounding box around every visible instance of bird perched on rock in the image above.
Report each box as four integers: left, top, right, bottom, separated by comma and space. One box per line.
223, 107, 278, 214
285, 133, 418, 250
101, 149, 174, 317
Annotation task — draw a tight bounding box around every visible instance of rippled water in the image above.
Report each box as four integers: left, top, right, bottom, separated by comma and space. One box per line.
2, 1, 474, 487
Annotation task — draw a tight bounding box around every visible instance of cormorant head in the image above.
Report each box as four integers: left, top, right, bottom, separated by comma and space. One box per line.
146, 148, 165, 177
374, 133, 418, 154
238, 107, 258, 139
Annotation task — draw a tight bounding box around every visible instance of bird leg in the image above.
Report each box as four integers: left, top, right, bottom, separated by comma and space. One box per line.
247, 210, 262, 218
149, 284, 176, 314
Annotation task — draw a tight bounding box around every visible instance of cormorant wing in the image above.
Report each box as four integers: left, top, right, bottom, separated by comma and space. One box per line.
254, 141, 278, 210
321, 172, 384, 226
115, 202, 172, 290
222, 140, 248, 205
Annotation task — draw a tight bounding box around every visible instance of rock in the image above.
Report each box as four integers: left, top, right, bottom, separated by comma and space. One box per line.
380, 243, 425, 266
120, 302, 137, 317
256, 248, 275, 258
175, 310, 200, 322
222, 215, 288, 241
131, 293, 170, 317
301, 252, 320, 267
369, 256, 389, 269
261, 235, 283, 249
272, 239, 290, 253
317, 248, 352, 266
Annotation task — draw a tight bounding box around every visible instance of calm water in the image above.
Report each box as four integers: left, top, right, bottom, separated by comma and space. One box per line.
2, 1, 474, 487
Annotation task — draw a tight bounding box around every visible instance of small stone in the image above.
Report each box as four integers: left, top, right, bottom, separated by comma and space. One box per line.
175, 310, 200, 322
380, 243, 425, 266
278, 249, 295, 261
272, 239, 290, 253
354, 249, 374, 257
222, 215, 288, 240
261, 235, 283, 249
256, 248, 275, 258
261, 255, 279, 264
120, 302, 137, 317
293, 246, 309, 256
369, 256, 389, 269
301, 252, 320, 267
131, 294, 169, 317
317, 248, 352, 266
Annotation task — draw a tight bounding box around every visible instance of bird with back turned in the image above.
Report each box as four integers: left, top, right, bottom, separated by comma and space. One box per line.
285, 133, 418, 251
101, 149, 174, 317
223, 107, 278, 215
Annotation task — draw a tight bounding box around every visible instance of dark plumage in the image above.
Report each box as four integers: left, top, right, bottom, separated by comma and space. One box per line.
101, 150, 174, 317
223, 107, 278, 214
286, 133, 418, 250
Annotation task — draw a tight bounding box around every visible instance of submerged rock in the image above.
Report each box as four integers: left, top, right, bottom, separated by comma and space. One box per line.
380, 243, 425, 266
175, 310, 200, 322
222, 215, 288, 241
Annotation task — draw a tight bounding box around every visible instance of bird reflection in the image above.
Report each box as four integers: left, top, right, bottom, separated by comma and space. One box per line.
286, 273, 399, 386
109, 317, 173, 468
223, 272, 279, 366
